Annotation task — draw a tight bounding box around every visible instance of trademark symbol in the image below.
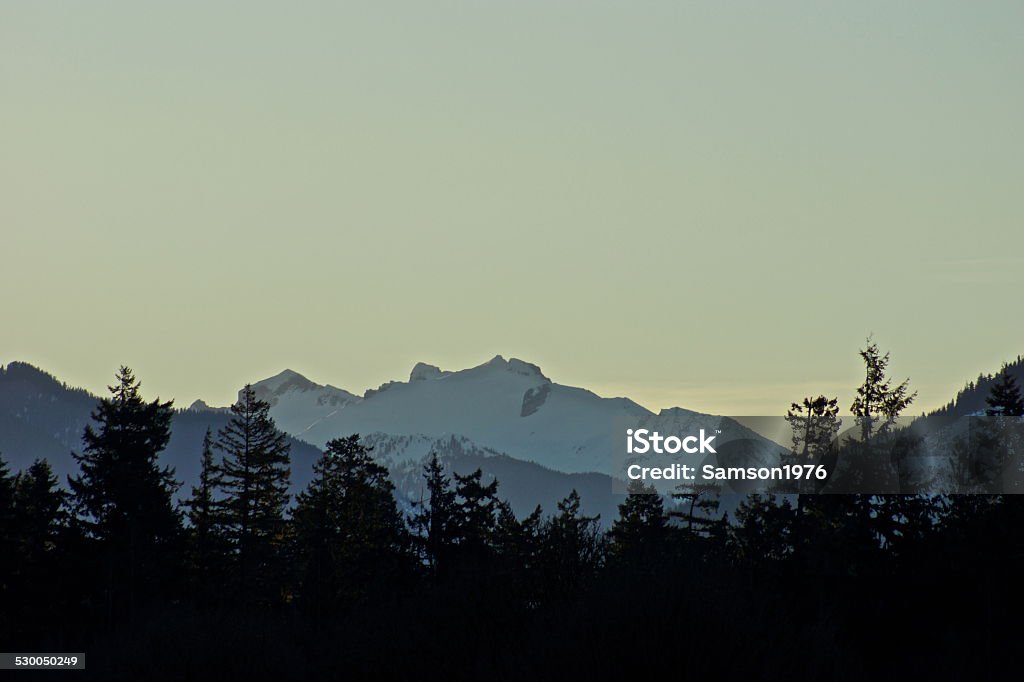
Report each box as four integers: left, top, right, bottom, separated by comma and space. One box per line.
715, 430, 722, 434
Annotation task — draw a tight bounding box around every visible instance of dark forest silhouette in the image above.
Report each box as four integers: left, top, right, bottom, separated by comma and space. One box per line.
2, 342, 1024, 680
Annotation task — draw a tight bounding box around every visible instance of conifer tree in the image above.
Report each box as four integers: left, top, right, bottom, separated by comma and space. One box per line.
183, 428, 222, 601
731, 495, 795, 564
0, 453, 15, 617
293, 435, 409, 613
670, 481, 722, 536
846, 340, 923, 546
430, 467, 502, 581
452, 468, 500, 553
11, 459, 65, 605
543, 489, 602, 594
412, 453, 457, 575
986, 367, 1024, 417
68, 367, 181, 620
783, 396, 841, 512
0, 453, 13, 523
850, 337, 917, 441
609, 480, 667, 565
13, 459, 65, 563
213, 384, 291, 604
293, 441, 335, 615
494, 500, 543, 566
976, 367, 1024, 493
786, 395, 841, 462
493, 500, 544, 602
2, 459, 64, 640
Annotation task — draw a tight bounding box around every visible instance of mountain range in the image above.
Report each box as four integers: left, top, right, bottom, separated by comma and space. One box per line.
2, 358, 654, 520
2, 352, 1017, 519
236, 355, 770, 475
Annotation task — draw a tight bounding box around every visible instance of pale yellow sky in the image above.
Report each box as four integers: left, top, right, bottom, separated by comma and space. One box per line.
2, 1, 1022, 416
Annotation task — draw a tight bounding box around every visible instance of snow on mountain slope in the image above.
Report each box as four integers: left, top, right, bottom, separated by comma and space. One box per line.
232, 356, 780, 476
363, 433, 622, 522
248, 369, 361, 437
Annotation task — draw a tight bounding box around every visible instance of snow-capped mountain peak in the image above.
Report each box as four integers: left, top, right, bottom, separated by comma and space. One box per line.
194, 356, 786, 476
244, 369, 362, 437
212, 355, 748, 475
249, 369, 359, 405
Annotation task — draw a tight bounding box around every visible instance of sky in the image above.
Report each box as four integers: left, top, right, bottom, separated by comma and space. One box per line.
2, 1, 1023, 416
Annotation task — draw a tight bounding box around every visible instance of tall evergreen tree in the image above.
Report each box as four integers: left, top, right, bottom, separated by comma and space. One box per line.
0, 453, 16, 629
489, 500, 544, 605
786, 395, 841, 462
213, 385, 291, 605
293, 440, 336, 616
846, 340, 923, 546
0, 452, 14, 523
452, 468, 500, 553
432, 467, 501, 581
850, 337, 917, 442
412, 453, 457, 575
183, 428, 223, 602
13, 459, 65, 563
986, 367, 1024, 417
10, 459, 66, 617
293, 435, 410, 614
609, 480, 667, 566
542, 489, 602, 595
68, 367, 181, 621
974, 367, 1024, 493
494, 501, 543, 567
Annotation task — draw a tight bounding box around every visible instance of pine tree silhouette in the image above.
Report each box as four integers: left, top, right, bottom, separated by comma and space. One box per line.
213, 384, 291, 606
293, 434, 410, 614
851, 337, 917, 442
412, 453, 457, 577
493, 500, 544, 602
183, 428, 223, 603
452, 468, 500, 552
0, 452, 15, 633
542, 489, 602, 595
786, 396, 841, 462
13, 459, 65, 564
986, 366, 1024, 417
68, 367, 181, 624
609, 479, 667, 566
9, 458, 66, 634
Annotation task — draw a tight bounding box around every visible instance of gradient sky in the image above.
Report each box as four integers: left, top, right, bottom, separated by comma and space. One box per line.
2, 1, 1022, 416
